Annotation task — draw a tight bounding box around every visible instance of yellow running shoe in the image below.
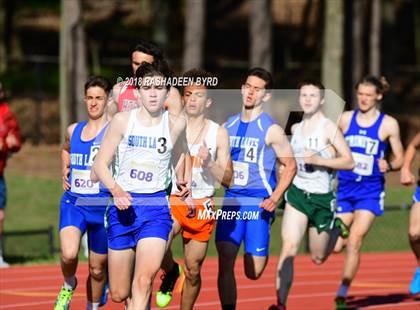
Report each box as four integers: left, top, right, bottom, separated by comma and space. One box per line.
156, 263, 183, 308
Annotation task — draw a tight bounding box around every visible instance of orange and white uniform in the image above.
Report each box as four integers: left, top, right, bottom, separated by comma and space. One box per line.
170, 121, 219, 241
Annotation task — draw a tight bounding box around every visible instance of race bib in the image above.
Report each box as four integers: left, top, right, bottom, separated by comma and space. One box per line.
233, 161, 249, 186
125, 160, 158, 189
71, 169, 99, 194
352, 152, 374, 176
296, 158, 315, 174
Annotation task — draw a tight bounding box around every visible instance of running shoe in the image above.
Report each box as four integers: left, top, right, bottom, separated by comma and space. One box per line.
409, 267, 420, 295
54, 279, 77, 310
268, 303, 286, 310
156, 263, 182, 308
335, 218, 350, 239
335, 296, 348, 309
99, 279, 109, 307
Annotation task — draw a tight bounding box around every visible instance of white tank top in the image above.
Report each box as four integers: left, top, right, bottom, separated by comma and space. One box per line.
114, 109, 173, 193
291, 117, 334, 194
171, 120, 219, 199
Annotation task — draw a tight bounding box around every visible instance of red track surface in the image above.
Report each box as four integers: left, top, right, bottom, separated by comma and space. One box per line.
1, 252, 420, 309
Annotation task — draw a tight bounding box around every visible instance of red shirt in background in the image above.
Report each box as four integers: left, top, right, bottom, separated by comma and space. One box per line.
0, 102, 21, 176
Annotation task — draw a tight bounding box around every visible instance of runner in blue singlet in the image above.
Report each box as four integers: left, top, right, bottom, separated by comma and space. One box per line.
215, 68, 296, 310
54, 76, 112, 310
334, 76, 404, 309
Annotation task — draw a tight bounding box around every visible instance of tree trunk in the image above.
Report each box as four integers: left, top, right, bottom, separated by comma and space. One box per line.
59, 0, 70, 143
382, 0, 396, 82
153, 0, 168, 51
60, 0, 87, 143
183, 0, 205, 71
74, 8, 88, 122
249, 0, 272, 72
322, 0, 344, 97
352, 0, 365, 97
370, 0, 381, 76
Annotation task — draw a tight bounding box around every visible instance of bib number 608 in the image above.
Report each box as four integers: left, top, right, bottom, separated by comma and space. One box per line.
130, 169, 153, 182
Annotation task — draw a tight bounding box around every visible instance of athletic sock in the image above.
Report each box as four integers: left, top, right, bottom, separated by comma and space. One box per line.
337, 283, 349, 297
222, 304, 236, 310
64, 276, 77, 290
86, 302, 99, 310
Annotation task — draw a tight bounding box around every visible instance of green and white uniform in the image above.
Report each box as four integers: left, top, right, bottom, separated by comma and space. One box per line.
286, 117, 337, 233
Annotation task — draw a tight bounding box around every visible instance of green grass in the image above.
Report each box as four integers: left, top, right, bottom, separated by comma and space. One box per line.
2, 172, 416, 264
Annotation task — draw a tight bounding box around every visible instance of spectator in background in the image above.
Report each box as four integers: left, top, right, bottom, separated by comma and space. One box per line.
0, 82, 22, 268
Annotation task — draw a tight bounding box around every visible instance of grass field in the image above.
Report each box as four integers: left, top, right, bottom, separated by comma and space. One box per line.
2, 171, 416, 264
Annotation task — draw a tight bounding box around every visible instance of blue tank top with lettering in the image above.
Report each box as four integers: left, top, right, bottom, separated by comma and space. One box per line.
68, 121, 109, 198
224, 112, 277, 198
338, 110, 388, 183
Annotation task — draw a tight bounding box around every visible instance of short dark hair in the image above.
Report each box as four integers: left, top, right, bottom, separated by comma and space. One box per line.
131, 39, 164, 62
181, 68, 215, 94
244, 67, 274, 90
84, 76, 112, 95
135, 61, 172, 90
297, 79, 325, 99
356, 75, 390, 95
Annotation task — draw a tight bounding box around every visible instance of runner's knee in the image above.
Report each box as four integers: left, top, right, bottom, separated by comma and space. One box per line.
217, 245, 237, 271
89, 263, 106, 281
185, 264, 201, 285
132, 275, 153, 292
409, 228, 420, 242
281, 240, 300, 257
244, 266, 263, 280
110, 287, 129, 303
244, 255, 266, 280
310, 253, 327, 265
61, 246, 78, 264
347, 235, 363, 253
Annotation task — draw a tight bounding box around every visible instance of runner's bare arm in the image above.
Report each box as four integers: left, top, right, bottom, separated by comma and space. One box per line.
105, 84, 120, 119
304, 120, 354, 170
262, 124, 296, 211
91, 113, 127, 189
400, 132, 420, 185
203, 126, 233, 187
338, 111, 354, 134
166, 87, 183, 116
170, 114, 191, 197
61, 123, 77, 191
380, 115, 404, 172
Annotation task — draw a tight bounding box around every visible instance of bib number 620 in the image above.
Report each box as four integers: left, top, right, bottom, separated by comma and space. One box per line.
74, 178, 94, 188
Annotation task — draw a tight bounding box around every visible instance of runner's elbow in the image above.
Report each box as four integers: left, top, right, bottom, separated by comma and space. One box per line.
346, 158, 355, 170
90, 164, 99, 182
223, 168, 233, 187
